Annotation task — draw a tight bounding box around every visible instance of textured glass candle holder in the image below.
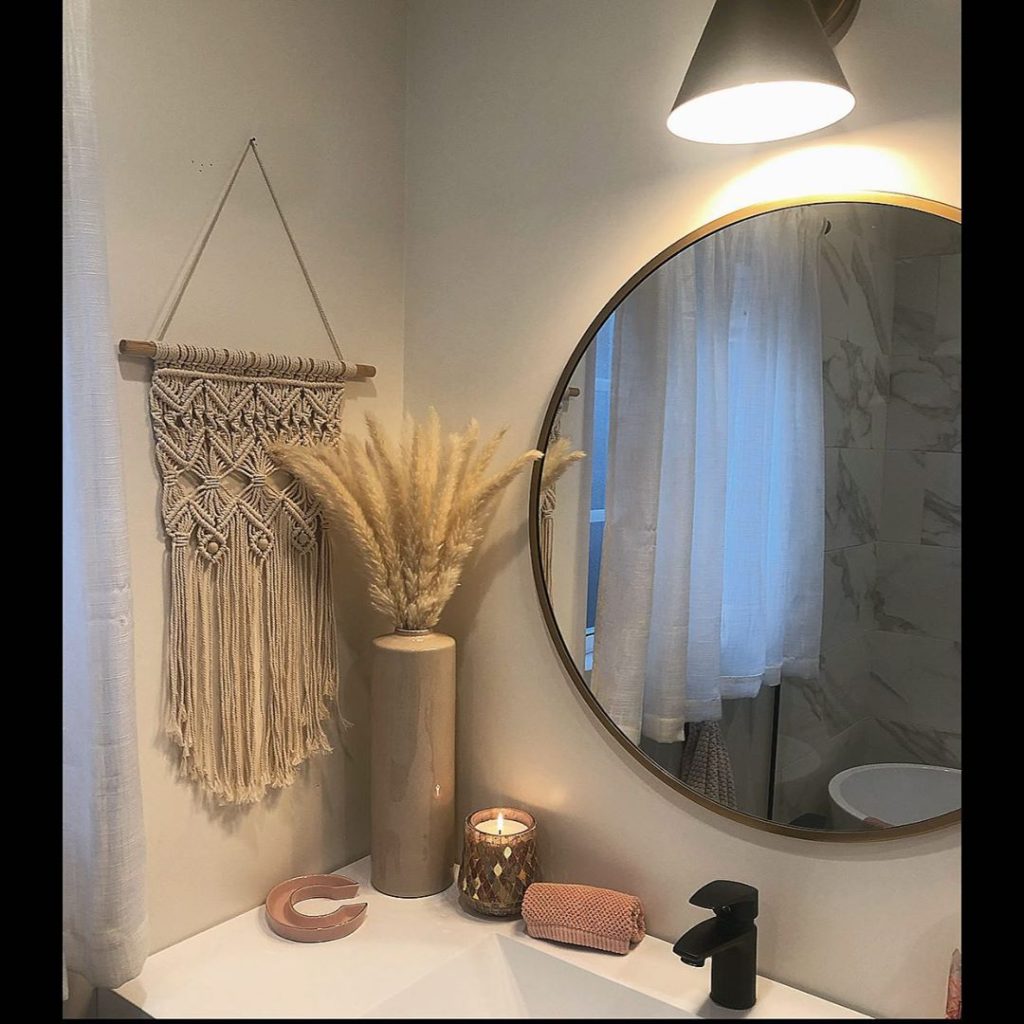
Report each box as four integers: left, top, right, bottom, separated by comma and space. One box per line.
457, 807, 538, 917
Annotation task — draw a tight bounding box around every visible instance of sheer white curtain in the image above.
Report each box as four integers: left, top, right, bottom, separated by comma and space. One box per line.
591, 208, 825, 745
63, 0, 147, 992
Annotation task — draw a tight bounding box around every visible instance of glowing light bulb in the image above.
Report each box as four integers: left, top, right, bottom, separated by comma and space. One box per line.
667, 81, 855, 145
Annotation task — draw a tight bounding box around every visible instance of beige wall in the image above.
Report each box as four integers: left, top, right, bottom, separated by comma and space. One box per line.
403, 1, 960, 1019
92, 0, 406, 952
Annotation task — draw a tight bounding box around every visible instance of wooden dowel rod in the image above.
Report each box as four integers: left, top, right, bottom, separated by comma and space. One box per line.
119, 338, 160, 358
118, 339, 376, 380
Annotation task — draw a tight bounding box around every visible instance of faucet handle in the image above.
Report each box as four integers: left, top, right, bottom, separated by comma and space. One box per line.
689, 880, 759, 922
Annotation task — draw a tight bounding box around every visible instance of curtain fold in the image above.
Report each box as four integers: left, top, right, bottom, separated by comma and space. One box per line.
591, 208, 825, 746
63, 0, 147, 991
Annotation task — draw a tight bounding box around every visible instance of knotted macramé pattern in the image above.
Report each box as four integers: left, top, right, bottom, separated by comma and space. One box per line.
149, 344, 347, 804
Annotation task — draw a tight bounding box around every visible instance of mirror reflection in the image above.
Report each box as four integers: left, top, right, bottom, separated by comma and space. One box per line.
538, 201, 961, 833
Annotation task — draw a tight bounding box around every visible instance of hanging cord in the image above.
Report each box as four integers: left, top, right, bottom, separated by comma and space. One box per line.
153, 138, 251, 342
248, 139, 342, 361
153, 138, 343, 362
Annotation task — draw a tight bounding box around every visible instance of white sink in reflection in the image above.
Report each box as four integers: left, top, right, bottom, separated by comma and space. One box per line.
366, 935, 693, 1018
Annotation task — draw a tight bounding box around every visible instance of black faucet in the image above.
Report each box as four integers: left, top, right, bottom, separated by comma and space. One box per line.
672, 880, 758, 1010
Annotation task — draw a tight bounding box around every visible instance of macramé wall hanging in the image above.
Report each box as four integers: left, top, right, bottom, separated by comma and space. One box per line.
121, 138, 376, 805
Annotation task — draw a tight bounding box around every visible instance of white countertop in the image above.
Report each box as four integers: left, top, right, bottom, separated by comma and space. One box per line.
115, 857, 867, 1019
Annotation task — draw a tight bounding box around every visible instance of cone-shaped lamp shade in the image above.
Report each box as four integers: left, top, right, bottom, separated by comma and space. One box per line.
668, 0, 855, 144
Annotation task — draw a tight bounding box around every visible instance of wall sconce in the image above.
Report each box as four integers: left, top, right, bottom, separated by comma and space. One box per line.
667, 0, 859, 145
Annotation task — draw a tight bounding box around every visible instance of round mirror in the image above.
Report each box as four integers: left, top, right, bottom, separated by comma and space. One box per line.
530, 194, 960, 840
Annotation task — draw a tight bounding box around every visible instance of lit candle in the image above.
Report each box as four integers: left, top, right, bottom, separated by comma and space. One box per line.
474, 812, 528, 836
458, 807, 539, 917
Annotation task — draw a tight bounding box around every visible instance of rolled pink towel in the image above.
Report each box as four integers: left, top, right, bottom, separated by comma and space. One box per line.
521, 882, 645, 954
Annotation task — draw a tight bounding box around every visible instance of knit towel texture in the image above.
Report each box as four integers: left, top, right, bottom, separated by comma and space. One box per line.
521, 882, 645, 954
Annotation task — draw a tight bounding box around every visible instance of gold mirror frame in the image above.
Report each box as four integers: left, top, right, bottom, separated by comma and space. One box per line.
528, 191, 962, 842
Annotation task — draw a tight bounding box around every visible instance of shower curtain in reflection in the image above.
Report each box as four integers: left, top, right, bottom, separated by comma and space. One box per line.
591, 207, 825, 750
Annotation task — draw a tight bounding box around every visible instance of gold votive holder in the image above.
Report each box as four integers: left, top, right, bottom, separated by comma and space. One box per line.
457, 807, 538, 917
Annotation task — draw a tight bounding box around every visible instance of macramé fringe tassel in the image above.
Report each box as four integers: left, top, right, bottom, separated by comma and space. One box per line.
165, 513, 338, 805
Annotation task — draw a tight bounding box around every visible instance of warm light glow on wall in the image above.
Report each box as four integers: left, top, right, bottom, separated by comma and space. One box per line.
703, 144, 918, 221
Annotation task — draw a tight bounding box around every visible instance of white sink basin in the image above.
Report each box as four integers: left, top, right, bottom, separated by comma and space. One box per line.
366, 935, 692, 1018
111, 857, 867, 1019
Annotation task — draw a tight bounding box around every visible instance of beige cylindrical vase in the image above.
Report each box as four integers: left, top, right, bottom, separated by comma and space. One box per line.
370, 629, 456, 897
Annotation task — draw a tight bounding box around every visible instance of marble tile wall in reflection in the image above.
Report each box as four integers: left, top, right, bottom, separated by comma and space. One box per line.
887, 352, 961, 452
868, 242, 961, 777
922, 453, 961, 546
870, 718, 961, 771
822, 544, 877, 649
889, 251, 961, 452
774, 208, 961, 828
892, 209, 960, 259
880, 440, 960, 548
823, 334, 889, 449
893, 255, 939, 354
820, 223, 852, 343
821, 218, 893, 452
864, 632, 961, 738
850, 237, 894, 358
935, 254, 961, 353
825, 449, 884, 550
873, 542, 961, 641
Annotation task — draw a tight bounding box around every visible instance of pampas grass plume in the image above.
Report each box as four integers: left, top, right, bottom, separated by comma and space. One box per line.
271, 409, 542, 631
541, 436, 586, 489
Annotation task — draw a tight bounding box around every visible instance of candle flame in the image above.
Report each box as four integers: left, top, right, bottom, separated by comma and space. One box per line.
496, 812, 505, 836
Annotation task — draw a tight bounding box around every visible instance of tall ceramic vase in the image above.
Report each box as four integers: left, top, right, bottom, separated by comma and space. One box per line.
370, 629, 456, 897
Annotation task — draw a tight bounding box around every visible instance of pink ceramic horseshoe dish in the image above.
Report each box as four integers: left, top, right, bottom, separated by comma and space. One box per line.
287, 882, 359, 918
287, 886, 367, 934
265, 874, 368, 942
